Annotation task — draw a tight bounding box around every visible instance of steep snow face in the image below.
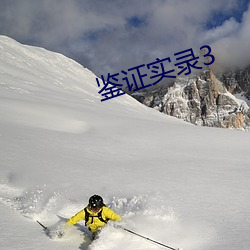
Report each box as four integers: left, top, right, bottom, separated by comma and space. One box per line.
0, 36, 250, 250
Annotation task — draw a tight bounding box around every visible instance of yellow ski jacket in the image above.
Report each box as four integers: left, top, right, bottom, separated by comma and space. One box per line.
67, 206, 121, 233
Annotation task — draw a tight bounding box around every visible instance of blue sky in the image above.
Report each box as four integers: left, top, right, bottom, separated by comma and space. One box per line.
206, 0, 249, 28
0, 0, 249, 76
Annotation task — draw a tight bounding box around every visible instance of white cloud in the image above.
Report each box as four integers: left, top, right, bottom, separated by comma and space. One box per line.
0, 0, 249, 76
211, 4, 250, 70
201, 18, 240, 44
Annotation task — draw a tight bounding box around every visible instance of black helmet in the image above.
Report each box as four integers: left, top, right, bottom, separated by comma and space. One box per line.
89, 195, 104, 210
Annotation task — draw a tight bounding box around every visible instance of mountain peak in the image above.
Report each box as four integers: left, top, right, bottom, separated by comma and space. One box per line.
131, 68, 250, 130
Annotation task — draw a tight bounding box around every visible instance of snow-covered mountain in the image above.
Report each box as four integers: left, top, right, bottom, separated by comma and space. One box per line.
0, 36, 250, 250
218, 65, 250, 101
130, 65, 250, 130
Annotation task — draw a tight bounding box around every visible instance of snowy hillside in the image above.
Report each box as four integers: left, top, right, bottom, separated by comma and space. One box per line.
0, 36, 250, 250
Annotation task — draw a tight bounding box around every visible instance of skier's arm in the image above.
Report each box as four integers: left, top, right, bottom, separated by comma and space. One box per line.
67, 209, 85, 225
104, 207, 122, 222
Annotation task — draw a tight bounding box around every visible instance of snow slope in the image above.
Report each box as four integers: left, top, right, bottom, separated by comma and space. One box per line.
0, 36, 250, 250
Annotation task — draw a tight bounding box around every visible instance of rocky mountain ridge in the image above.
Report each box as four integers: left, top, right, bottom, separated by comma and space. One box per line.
218, 65, 250, 100
130, 68, 250, 130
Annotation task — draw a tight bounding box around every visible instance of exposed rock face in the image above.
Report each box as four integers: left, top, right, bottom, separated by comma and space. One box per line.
131, 70, 250, 130
218, 65, 250, 99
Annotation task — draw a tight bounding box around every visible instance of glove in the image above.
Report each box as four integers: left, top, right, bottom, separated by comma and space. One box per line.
55, 223, 71, 238
56, 230, 64, 238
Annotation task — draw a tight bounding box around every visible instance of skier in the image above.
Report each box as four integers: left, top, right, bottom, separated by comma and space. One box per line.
66, 194, 121, 239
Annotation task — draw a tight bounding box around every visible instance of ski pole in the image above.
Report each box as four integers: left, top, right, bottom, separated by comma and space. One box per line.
37, 220, 48, 231
122, 227, 180, 250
